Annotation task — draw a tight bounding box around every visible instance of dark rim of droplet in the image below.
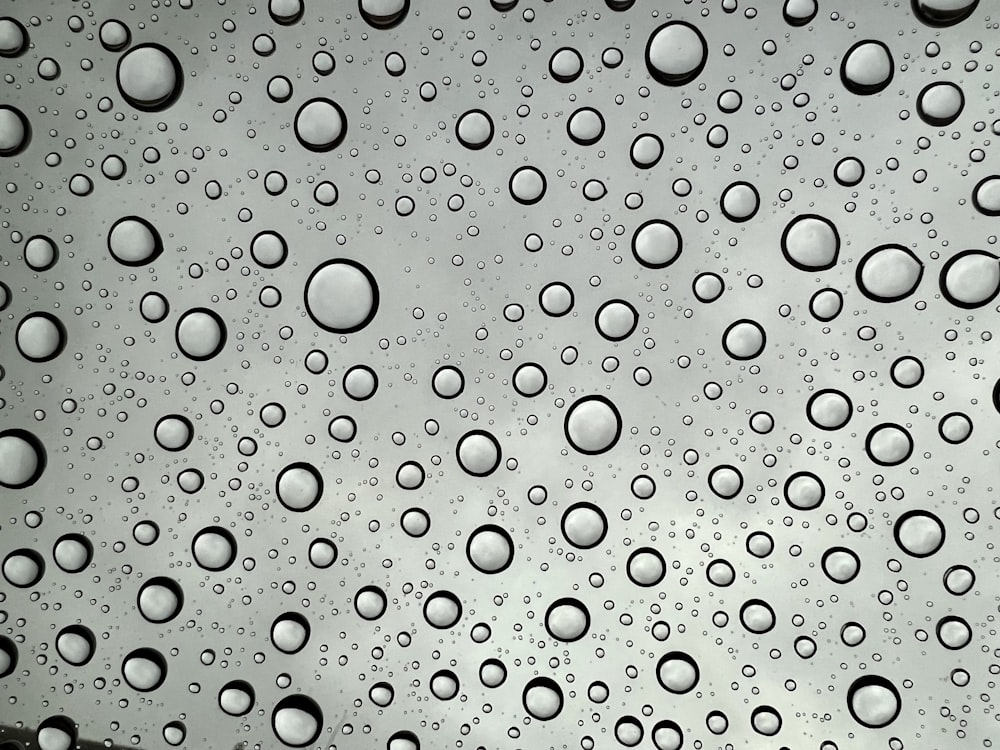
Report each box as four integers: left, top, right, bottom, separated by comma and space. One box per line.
626, 547, 666, 587
855, 244, 924, 302
480, 657, 507, 686
522, 676, 564, 719
191, 526, 237, 571
911, 0, 979, 27
865, 422, 914, 466
893, 509, 945, 557
943, 564, 975, 594
750, 705, 783, 735
721, 318, 766, 360
564, 395, 623, 455
840, 621, 866, 645
707, 464, 743, 498
308, 538, 338, 567
745, 531, 774, 558
560, 502, 608, 549
605, 0, 636, 10
783, 0, 817, 25
937, 411, 972, 444
137, 576, 184, 623
456, 429, 502, 476
3, 547, 45, 588
53, 533, 93, 572
401, 507, 431, 538
219, 679, 256, 715
358, 0, 410, 29
594, 299, 638, 341
455, 109, 494, 150
630, 133, 664, 169
720, 181, 760, 222
631, 473, 655, 498
567, 107, 606, 146
539, 282, 574, 317
651, 719, 684, 750
739, 598, 776, 632
692, 272, 724, 303
615, 716, 644, 745
122, 647, 167, 691
821, 546, 861, 583
509, 166, 547, 205
655, 651, 700, 693
24, 235, 58, 271
293, 97, 348, 151
343, 364, 379, 401
154, 414, 194, 452
644, 21, 708, 86
396, 460, 426, 489
0, 428, 47, 488
543, 597, 591, 641
0, 106, 29, 155
935, 615, 971, 650
749, 411, 774, 434
386, 730, 420, 749
706, 559, 735, 587
98, 20, 131, 52
971, 176, 1000, 216
783, 470, 825, 510
276, 461, 324, 512
36, 716, 77, 748
0, 635, 17, 678
938, 249, 1000, 308
271, 611, 311, 654
0, 280, 11, 311
0, 17, 29, 57
328, 415, 357, 442
270, 0, 305, 25
512, 362, 548, 397
490, 0, 519, 10
846, 675, 901, 728
549, 47, 583, 83
269, 75, 293, 103
271, 694, 323, 747
432, 365, 465, 399
423, 590, 463, 629
890, 355, 924, 388
840, 40, 894, 95
805, 388, 853, 431
466, 523, 515, 574
251, 230, 288, 268
174, 307, 227, 361
370, 681, 395, 704
917, 81, 965, 126
809, 288, 844, 321
430, 669, 459, 700
304, 258, 380, 334
116, 43, 184, 111
780, 214, 840, 271
56, 623, 96, 665
355, 585, 387, 620
834, 156, 865, 186
15, 312, 66, 363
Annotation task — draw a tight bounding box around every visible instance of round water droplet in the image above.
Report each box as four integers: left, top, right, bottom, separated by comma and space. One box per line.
549, 47, 583, 83
865, 422, 913, 466
509, 166, 546, 205
219, 679, 256, 716
781, 214, 840, 271
0, 17, 29, 57
938, 249, 999, 308
561, 502, 608, 549
739, 599, 776, 633
911, 0, 979, 27
0, 428, 47, 489
971, 175, 1000, 216
466, 524, 514, 574
304, 259, 379, 333
455, 109, 494, 150
53, 533, 93, 573
117, 44, 183, 111
3, 548, 45, 588
821, 546, 861, 583
893, 510, 945, 557
806, 389, 853, 430
627, 547, 665, 587
847, 675, 901, 728
567, 107, 605, 146
544, 598, 590, 642
271, 612, 311, 654
632, 219, 682, 269
0, 104, 30, 156
137, 576, 184, 623
355, 585, 388, 620
276, 462, 324, 512
56, 624, 96, 666
456, 429, 501, 476
917, 81, 964, 126
294, 98, 347, 151
423, 590, 462, 629
721, 319, 765, 360
656, 652, 699, 693
840, 40, 894, 95
720, 181, 760, 222
358, 0, 409, 29
16, 312, 66, 362
856, 244, 923, 302
175, 307, 226, 361
271, 695, 323, 747
595, 299, 638, 342
645, 21, 708, 86
24, 235, 58, 271
784, 471, 825, 510
191, 526, 237, 571
564, 395, 622, 454
522, 676, 564, 720
122, 647, 167, 692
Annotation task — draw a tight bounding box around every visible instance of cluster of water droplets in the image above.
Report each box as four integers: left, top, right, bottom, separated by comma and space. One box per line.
2, 0, 999, 749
